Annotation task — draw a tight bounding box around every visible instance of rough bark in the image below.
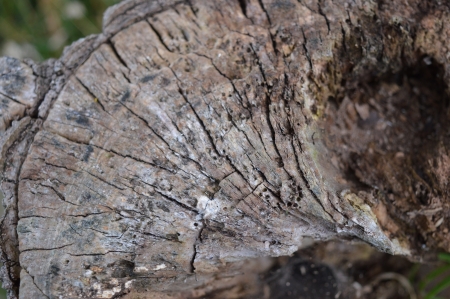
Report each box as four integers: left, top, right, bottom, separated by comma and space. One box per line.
1, 0, 450, 298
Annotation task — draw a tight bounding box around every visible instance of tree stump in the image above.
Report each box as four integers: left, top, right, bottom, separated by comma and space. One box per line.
1, 0, 450, 298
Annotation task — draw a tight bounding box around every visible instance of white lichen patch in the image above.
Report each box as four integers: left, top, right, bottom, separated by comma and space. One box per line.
125, 280, 134, 289
84, 270, 93, 277
196, 195, 210, 211
92, 281, 122, 299
204, 198, 222, 218
152, 263, 167, 270
133, 266, 149, 273
341, 190, 411, 255
99, 289, 119, 299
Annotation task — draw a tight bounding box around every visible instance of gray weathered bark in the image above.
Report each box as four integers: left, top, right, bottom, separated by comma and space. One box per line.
1, 0, 450, 298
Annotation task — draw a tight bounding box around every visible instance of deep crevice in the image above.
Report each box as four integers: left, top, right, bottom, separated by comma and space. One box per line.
75, 76, 106, 112
317, 3, 330, 33
238, 0, 248, 18
301, 28, 313, 70
146, 20, 174, 53
256, 0, 272, 25
23, 269, 50, 299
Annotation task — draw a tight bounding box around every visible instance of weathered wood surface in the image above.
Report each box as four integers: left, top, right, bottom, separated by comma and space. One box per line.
1, 0, 450, 298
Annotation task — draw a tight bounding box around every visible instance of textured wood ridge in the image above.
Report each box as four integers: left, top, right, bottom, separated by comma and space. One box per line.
2, 0, 450, 298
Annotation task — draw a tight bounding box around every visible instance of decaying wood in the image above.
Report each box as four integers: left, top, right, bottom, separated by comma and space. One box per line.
1, 0, 450, 298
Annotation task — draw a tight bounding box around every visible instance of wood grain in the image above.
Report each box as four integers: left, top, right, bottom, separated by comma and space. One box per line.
1, 0, 450, 298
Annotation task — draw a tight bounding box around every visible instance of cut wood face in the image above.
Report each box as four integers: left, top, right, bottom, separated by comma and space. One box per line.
1, 0, 450, 298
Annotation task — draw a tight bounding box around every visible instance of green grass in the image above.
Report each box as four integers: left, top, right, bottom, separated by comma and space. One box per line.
0, 0, 120, 61
419, 253, 450, 299
0, 282, 5, 299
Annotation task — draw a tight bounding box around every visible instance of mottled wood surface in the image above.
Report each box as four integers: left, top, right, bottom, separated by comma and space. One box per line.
1, 0, 450, 298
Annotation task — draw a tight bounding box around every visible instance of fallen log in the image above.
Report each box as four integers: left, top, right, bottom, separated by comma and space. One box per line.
1, 0, 450, 298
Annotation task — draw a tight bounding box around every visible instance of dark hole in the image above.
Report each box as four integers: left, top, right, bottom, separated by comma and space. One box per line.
324, 53, 450, 251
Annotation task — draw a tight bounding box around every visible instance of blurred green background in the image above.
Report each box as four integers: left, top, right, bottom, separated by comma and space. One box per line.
0, 0, 120, 61
0, 1, 119, 297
